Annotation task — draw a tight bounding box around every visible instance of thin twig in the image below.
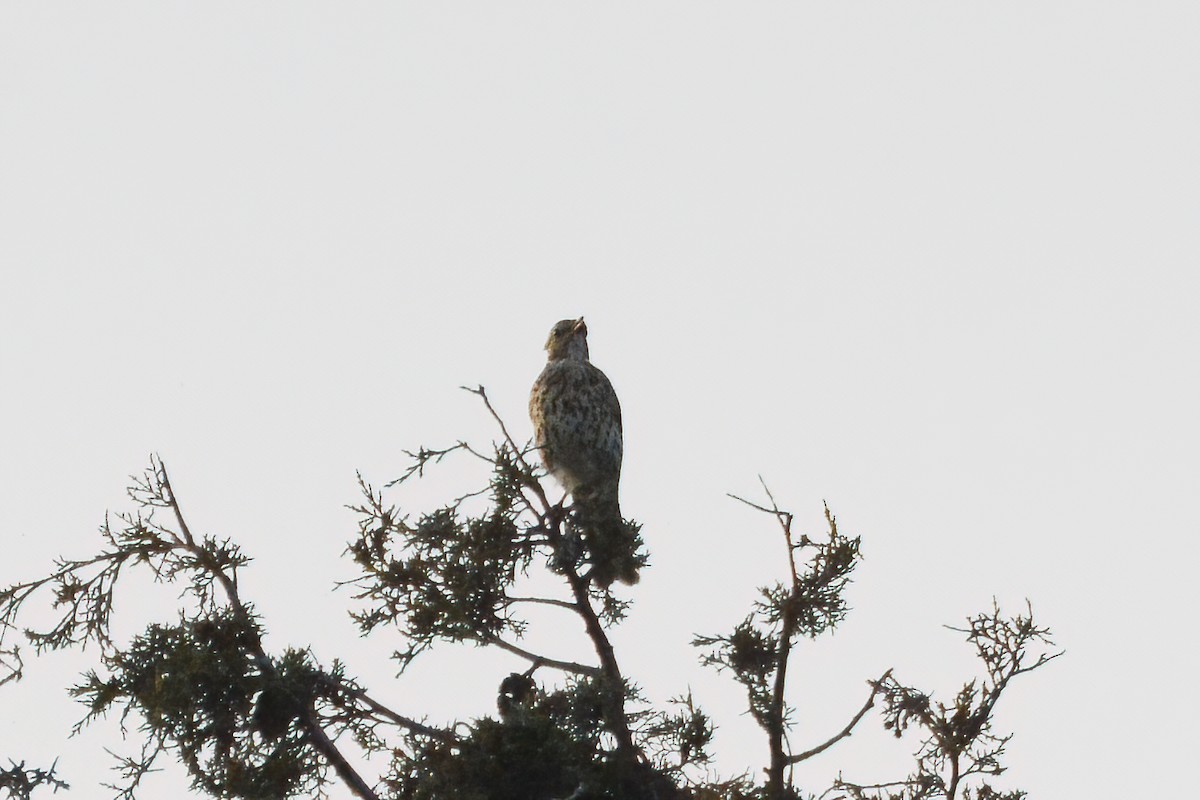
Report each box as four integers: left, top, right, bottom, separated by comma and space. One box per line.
462, 385, 552, 514
351, 689, 458, 744
726, 494, 778, 516
387, 443, 471, 488
787, 669, 894, 764
487, 636, 601, 677
156, 458, 196, 548
729, 480, 799, 584
505, 596, 578, 611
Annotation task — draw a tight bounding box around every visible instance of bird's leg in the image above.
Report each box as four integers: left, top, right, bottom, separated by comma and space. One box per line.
539, 492, 569, 529
529, 493, 568, 540
549, 502, 585, 576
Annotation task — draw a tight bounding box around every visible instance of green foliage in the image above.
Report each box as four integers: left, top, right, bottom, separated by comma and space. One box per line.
389, 677, 653, 800
71, 612, 334, 799
346, 447, 536, 669
0, 390, 1059, 800
0, 458, 394, 799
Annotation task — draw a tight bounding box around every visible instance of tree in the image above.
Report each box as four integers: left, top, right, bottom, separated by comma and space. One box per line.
0, 387, 1060, 799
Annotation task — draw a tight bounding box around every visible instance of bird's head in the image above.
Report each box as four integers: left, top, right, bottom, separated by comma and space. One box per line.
544, 317, 589, 361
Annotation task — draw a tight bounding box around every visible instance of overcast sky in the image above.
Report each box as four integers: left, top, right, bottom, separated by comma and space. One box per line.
2, 3, 1197, 797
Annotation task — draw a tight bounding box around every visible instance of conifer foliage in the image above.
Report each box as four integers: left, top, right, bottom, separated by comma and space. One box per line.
0, 388, 1059, 799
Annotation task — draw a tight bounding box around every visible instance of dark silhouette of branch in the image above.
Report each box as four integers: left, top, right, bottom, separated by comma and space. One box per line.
758, 484, 800, 799
712, 486, 863, 800
350, 689, 459, 744
505, 595, 578, 611
564, 565, 638, 760
487, 636, 602, 678
788, 669, 893, 764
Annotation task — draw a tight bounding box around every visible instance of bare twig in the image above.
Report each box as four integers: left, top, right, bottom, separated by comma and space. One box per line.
729, 478, 799, 584
787, 668, 893, 764
505, 595, 578, 612
155, 460, 195, 548
350, 689, 458, 744
487, 636, 601, 677
462, 385, 553, 515
387, 443, 471, 488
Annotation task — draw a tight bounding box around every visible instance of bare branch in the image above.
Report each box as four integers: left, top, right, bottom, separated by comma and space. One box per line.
155, 457, 195, 548
505, 595, 578, 612
350, 689, 458, 744
487, 636, 601, 677
301, 718, 380, 800
787, 669, 893, 764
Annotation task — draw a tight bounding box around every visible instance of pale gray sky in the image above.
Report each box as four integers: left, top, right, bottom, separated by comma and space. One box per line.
2, 3, 1197, 797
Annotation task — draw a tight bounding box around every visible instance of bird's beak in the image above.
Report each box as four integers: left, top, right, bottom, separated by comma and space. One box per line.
573, 317, 587, 335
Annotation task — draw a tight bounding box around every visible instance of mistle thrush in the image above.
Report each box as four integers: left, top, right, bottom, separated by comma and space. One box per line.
529, 318, 639, 586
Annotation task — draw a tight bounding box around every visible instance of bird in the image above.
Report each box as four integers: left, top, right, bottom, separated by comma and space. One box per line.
529, 318, 639, 586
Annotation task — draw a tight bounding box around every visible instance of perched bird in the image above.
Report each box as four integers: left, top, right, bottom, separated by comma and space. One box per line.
496, 672, 537, 723
529, 318, 639, 586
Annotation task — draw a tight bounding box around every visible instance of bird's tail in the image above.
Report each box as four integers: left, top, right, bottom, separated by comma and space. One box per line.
575, 490, 642, 587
